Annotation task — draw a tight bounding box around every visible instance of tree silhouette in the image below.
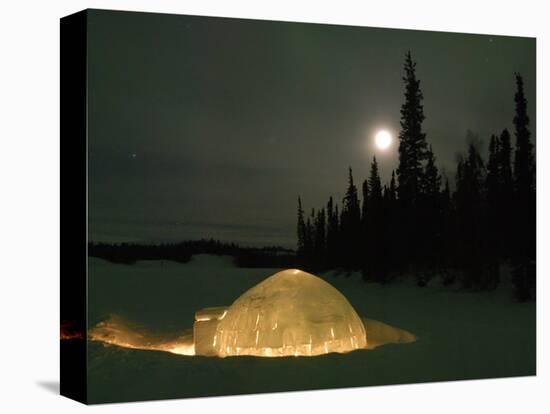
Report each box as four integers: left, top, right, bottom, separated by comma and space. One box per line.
496, 129, 513, 259
340, 167, 361, 270
455, 141, 486, 288
486, 134, 500, 207
389, 170, 397, 202
498, 129, 513, 199
313, 208, 326, 268
303, 209, 315, 265
296, 197, 306, 259
512, 73, 535, 301
361, 179, 369, 225
421, 145, 441, 198
360, 179, 369, 278
368, 156, 383, 202
397, 51, 428, 205
293, 66, 535, 300
364, 156, 385, 282
418, 145, 441, 285
396, 51, 429, 274
513, 74, 535, 197
326, 196, 339, 268
439, 176, 456, 285
485, 134, 502, 289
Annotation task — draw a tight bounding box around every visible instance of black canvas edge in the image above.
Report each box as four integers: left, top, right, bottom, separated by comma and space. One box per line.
60, 9, 88, 405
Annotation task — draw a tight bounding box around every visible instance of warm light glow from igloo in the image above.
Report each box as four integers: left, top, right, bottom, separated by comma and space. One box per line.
88, 316, 196, 356
204, 269, 367, 357
87, 269, 416, 358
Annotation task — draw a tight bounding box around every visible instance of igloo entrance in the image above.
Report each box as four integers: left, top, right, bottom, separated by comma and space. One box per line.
193, 269, 367, 357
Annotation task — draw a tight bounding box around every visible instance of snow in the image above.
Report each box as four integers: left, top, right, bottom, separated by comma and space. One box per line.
86, 254, 535, 403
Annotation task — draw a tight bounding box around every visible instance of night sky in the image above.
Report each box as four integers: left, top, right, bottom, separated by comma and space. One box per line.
87, 9, 535, 247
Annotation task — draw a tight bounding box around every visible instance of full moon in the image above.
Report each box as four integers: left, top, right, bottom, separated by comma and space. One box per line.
375, 130, 392, 150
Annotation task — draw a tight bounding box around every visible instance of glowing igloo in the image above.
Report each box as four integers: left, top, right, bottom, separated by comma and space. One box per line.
194, 269, 367, 357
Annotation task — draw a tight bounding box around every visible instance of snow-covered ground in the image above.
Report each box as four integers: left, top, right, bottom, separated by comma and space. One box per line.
87, 254, 535, 403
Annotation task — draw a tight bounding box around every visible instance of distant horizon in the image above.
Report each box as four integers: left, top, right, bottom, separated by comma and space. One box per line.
88, 233, 297, 250
89, 219, 297, 248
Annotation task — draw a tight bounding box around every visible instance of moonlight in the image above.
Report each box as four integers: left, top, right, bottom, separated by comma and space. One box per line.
375, 130, 392, 150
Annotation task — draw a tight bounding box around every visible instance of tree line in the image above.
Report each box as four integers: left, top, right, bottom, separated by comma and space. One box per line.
89, 240, 297, 268
297, 52, 535, 301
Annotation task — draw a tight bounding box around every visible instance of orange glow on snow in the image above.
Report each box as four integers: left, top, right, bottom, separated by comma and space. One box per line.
88, 316, 195, 356
88, 270, 416, 358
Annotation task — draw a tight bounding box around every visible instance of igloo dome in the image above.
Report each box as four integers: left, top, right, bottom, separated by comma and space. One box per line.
207, 269, 367, 357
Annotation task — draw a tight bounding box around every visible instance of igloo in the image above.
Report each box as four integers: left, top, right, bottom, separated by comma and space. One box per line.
193, 269, 367, 357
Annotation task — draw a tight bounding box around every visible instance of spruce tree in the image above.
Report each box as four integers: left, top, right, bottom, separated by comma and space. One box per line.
422, 145, 441, 199
485, 134, 501, 289
497, 129, 513, 258
513, 74, 535, 197
314, 208, 326, 269
485, 128, 514, 268
455, 142, 486, 288
327, 196, 334, 223
512, 73, 535, 301
341, 167, 361, 270
343, 167, 361, 221
440, 176, 454, 278
365, 157, 384, 281
333, 203, 341, 267
368, 156, 383, 203
297, 197, 306, 259
418, 145, 441, 285
395, 51, 428, 276
397, 51, 428, 205
360, 179, 370, 277
304, 215, 312, 265
387, 170, 399, 274
389, 170, 397, 202
361, 179, 369, 225
498, 129, 513, 197
326, 197, 339, 269
306, 209, 315, 264
442, 177, 451, 207
486, 134, 500, 209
